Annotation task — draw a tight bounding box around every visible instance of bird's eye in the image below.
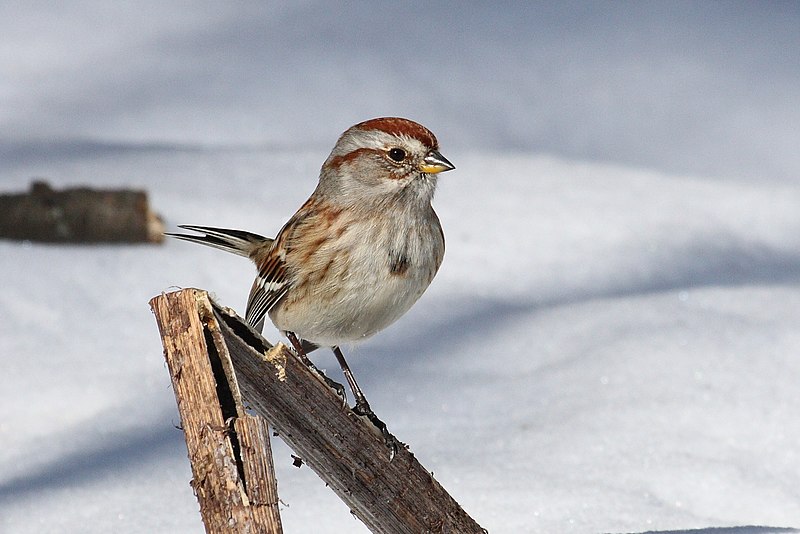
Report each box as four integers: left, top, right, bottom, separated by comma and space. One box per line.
388, 148, 407, 162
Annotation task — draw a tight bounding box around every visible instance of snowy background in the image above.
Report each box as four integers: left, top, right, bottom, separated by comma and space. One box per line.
1, 2, 799, 533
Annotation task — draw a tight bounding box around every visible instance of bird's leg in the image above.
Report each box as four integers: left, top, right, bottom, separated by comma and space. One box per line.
286, 331, 314, 366
331, 345, 371, 414
332, 346, 398, 458
286, 331, 347, 406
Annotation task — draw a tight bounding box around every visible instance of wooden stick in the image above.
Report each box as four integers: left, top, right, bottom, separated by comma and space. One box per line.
0, 180, 164, 243
209, 294, 486, 534
150, 289, 282, 534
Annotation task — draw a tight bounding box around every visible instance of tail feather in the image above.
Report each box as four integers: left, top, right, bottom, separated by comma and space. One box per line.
166, 224, 272, 257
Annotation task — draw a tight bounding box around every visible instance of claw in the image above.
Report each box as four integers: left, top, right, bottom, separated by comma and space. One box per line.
353, 401, 399, 461
290, 336, 400, 459
286, 331, 348, 406
323, 374, 348, 408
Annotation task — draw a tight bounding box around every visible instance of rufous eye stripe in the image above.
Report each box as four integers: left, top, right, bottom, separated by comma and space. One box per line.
326, 147, 382, 169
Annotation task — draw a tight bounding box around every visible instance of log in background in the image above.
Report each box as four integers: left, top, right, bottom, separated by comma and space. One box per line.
0, 180, 164, 243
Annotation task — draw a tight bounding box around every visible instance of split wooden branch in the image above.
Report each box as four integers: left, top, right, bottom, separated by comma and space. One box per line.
151, 288, 486, 534
150, 289, 282, 534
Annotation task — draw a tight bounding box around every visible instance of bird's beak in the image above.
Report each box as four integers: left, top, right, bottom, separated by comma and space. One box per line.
419, 150, 455, 174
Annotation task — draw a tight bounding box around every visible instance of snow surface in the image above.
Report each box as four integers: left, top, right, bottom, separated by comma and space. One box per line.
1, 2, 799, 533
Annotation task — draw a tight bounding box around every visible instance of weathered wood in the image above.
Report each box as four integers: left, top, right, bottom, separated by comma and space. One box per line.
150, 289, 282, 534
0, 180, 164, 243
209, 295, 486, 534
233, 416, 282, 522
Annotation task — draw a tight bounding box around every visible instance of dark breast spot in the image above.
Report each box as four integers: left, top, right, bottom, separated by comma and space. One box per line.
388, 250, 410, 276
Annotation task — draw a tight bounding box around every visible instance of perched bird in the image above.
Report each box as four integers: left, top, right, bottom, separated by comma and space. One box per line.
168, 117, 454, 434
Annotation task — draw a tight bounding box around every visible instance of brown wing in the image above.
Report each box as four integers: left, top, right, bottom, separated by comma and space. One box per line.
244, 197, 320, 330
245, 248, 291, 331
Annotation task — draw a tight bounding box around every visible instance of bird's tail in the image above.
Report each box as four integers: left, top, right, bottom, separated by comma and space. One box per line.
165, 225, 272, 257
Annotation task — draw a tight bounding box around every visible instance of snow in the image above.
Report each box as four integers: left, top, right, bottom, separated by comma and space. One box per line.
1, 2, 799, 533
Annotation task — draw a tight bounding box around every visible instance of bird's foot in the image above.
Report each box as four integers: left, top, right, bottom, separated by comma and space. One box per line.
321, 373, 348, 408
286, 333, 348, 407
353, 400, 400, 461
301, 357, 348, 408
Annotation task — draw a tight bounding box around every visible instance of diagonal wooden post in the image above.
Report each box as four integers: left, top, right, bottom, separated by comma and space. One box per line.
150, 289, 282, 534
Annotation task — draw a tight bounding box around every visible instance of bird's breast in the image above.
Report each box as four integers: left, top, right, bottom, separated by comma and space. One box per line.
270, 207, 444, 345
